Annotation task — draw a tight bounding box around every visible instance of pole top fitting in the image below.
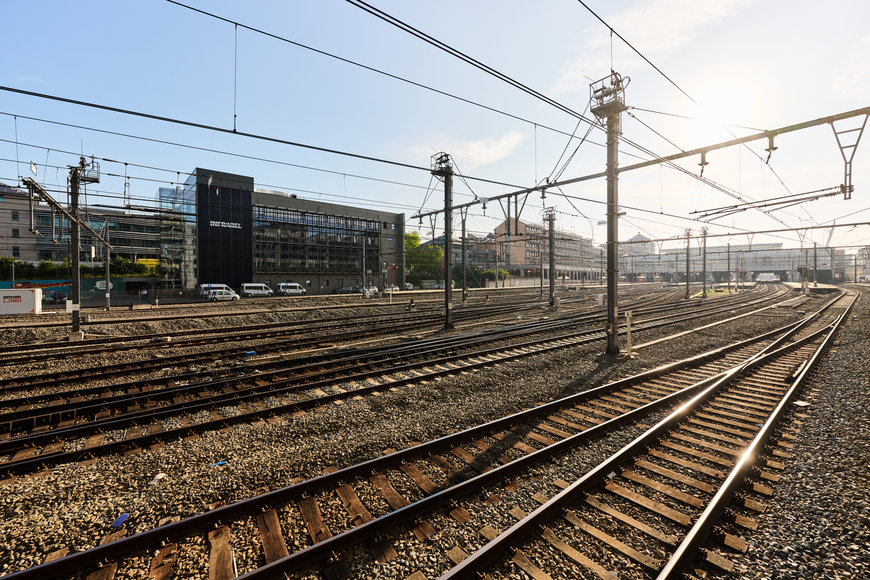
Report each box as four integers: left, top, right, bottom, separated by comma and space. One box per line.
431, 152, 452, 175
589, 71, 629, 120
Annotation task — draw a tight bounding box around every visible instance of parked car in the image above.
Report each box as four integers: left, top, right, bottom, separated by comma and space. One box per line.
335, 286, 357, 294
360, 285, 379, 298
385, 285, 400, 292
210, 289, 240, 301
276, 282, 306, 296
404, 283, 414, 291
199, 283, 232, 298
240, 283, 273, 297
43, 290, 69, 303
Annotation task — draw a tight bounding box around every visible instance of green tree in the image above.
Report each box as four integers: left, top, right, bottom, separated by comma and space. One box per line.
405, 232, 444, 284
0, 257, 38, 280
34, 260, 64, 279
405, 231, 421, 252
109, 256, 150, 276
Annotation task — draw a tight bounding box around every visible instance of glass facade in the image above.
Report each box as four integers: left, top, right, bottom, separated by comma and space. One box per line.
159, 185, 197, 289
253, 206, 379, 275
32, 209, 161, 263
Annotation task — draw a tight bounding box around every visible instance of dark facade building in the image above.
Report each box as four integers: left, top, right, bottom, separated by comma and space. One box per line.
160, 169, 406, 294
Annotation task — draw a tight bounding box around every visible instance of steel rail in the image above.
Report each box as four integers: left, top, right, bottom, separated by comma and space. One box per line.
239, 314, 836, 579
0, 285, 768, 400
0, 291, 679, 422
0, 288, 789, 465
2, 315, 804, 580
0, 296, 561, 385
440, 293, 854, 579
0, 288, 726, 412
656, 289, 858, 578
0, 299, 545, 366
0, 286, 788, 456
0, 285, 729, 368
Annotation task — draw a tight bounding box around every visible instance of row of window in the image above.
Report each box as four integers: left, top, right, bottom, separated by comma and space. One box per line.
254, 206, 380, 232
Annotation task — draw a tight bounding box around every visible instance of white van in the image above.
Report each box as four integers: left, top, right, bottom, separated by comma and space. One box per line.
209, 289, 240, 301
199, 283, 232, 299
276, 282, 306, 296
240, 283, 274, 297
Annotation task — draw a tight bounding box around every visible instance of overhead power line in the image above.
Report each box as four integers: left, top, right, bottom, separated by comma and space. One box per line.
0, 94, 523, 204
0, 84, 433, 174
575, 0, 800, 217
344, 0, 602, 127
340, 1, 782, 222
164, 0, 607, 151
575, 0, 696, 104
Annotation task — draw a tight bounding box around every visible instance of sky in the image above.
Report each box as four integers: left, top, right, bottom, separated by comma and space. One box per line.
2, 0, 869, 255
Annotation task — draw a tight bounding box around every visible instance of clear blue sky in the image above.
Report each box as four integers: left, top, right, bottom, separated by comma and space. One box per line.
2, 0, 869, 253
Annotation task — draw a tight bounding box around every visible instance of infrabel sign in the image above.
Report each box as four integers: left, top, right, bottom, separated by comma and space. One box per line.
210, 220, 242, 229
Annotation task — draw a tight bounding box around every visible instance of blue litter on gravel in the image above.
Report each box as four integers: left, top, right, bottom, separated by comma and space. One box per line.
112, 513, 129, 528
210, 460, 228, 467
245, 351, 257, 356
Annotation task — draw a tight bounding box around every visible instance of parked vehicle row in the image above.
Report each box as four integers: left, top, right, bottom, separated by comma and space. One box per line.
198, 280, 416, 300
199, 282, 307, 301
334, 284, 413, 294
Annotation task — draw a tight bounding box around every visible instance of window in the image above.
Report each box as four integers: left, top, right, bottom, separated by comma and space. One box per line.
12, 246, 20, 258
11, 228, 19, 238
11, 210, 19, 221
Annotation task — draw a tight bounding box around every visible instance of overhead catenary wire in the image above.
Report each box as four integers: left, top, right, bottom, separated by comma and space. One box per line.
575, 1, 802, 218
163, 0, 609, 153
0, 90, 524, 193
3, 171, 864, 250
0, 128, 466, 197
0, 85, 424, 174
171, 0, 795, 230
1, 84, 767, 234
344, 0, 602, 128
1, 0, 860, 251
575, 0, 696, 104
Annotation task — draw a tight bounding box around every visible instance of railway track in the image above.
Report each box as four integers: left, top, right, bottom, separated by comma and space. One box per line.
442, 288, 857, 580
0, 286, 769, 392
0, 293, 565, 364
0, 284, 614, 335
0, 285, 729, 365
0, 286, 792, 479
1, 289, 849, 579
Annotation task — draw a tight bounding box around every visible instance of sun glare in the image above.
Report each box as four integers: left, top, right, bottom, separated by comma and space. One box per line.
688, 84, 753, 146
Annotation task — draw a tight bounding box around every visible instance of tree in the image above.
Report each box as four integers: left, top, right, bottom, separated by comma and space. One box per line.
405, 231, 421, 252
109, 256, 149, 276
34, 260, 59, 279
405, 232, 443, 284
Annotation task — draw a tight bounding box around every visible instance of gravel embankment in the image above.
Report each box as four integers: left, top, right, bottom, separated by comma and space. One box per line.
729, 290, 869, 579
0, 289, 850, 578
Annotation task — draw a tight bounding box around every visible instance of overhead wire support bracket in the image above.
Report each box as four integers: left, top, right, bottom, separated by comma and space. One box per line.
21, 177, 112, 248
831, 113, 867, 200
764, 135, 777, 163
412, 107, 870, 224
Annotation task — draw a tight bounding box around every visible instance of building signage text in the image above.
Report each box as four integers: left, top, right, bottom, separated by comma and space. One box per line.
210, 220, 242, 229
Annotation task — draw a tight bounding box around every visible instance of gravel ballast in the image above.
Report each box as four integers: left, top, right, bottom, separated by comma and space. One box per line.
729, 290, 869, 579
0, 287, 863, 578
